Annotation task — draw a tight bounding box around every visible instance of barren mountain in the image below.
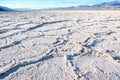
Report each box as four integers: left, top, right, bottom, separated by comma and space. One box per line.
0, 6, 13, 11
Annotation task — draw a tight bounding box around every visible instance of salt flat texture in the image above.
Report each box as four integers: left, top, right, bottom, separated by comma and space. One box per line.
0, 11, 120, 80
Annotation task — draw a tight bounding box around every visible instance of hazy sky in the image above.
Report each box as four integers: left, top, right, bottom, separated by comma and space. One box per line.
0, 0, 116, 9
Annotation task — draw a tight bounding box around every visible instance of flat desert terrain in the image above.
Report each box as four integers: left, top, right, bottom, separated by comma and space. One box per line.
0, 11, 120, 80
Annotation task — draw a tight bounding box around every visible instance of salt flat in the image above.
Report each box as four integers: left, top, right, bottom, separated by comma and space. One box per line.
0, 11, 120, 80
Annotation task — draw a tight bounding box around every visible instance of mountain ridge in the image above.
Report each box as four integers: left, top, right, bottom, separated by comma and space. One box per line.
1, 1, 120, 11
0, 6, 14, 11
48, 1, 120, 10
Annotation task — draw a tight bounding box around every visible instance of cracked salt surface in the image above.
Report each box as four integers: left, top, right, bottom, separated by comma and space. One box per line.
0, 11, 120, 80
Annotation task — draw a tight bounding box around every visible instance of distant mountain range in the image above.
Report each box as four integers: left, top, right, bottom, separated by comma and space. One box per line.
49, 1, 120, 10
0, 1, 120, 11
0, 6, 14, 11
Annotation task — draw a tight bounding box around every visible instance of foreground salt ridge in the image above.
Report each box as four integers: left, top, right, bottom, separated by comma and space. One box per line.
0, 11, 120, 80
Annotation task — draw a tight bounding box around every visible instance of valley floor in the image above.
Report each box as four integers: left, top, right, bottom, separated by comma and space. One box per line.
0, 11, 120, 80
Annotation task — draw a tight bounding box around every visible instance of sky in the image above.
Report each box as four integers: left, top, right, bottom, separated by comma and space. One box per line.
0, 0, 117, 9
